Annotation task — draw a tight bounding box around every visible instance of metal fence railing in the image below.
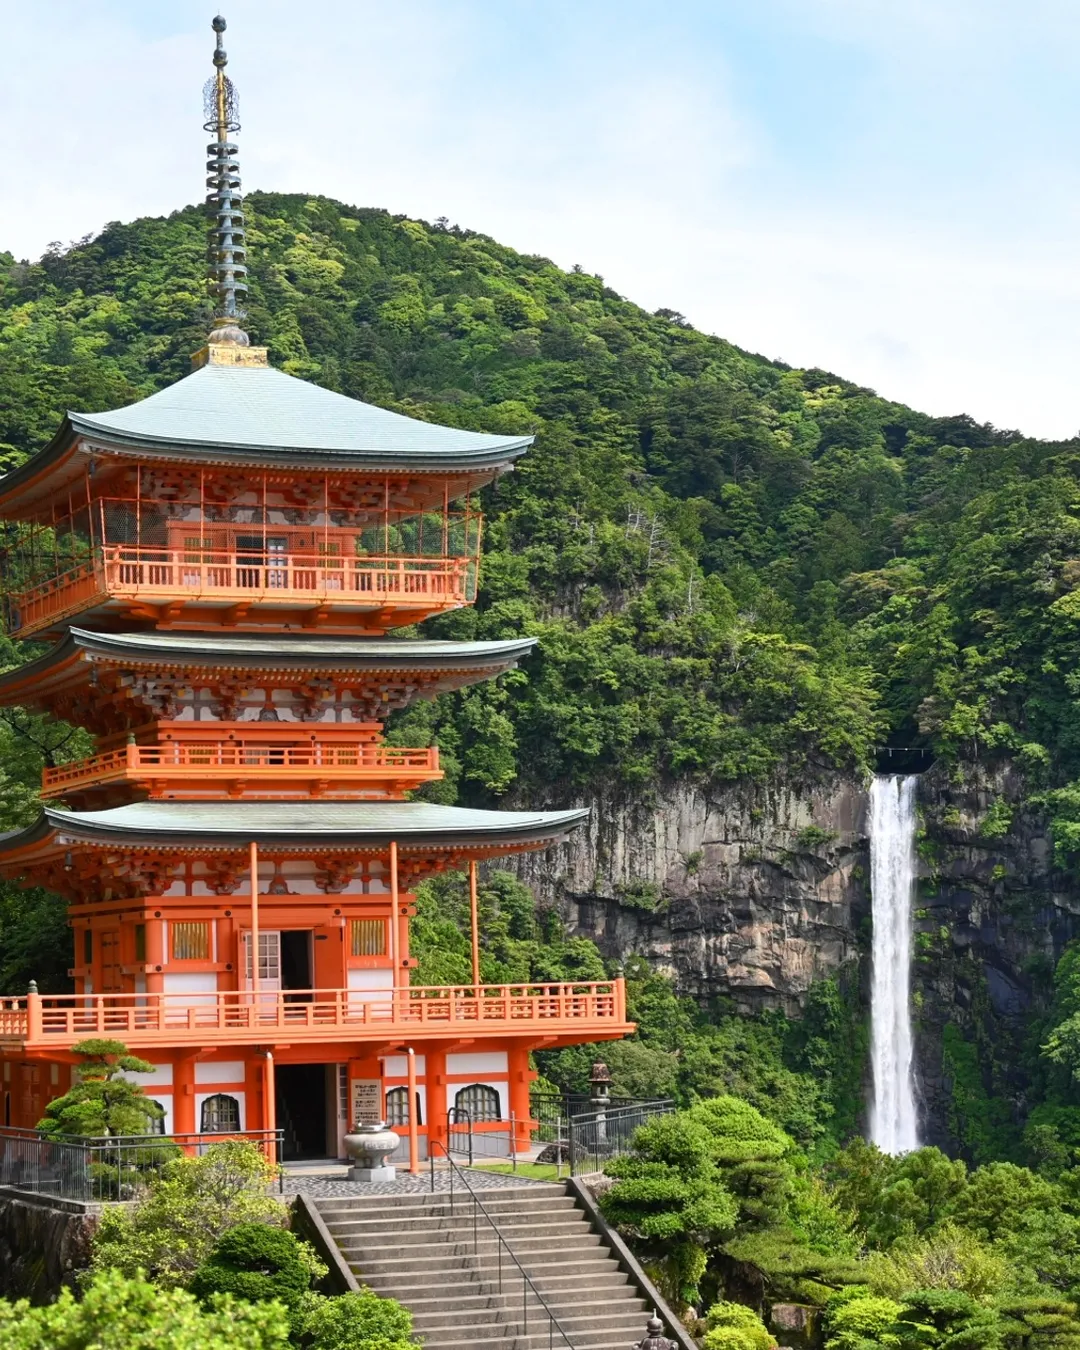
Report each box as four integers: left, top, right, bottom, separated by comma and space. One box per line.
445, 1096, 675, 1176
0, 1126, 284, 1204
566, 1100, 673, 1174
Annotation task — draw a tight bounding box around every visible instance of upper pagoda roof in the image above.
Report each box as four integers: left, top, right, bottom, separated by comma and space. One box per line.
0, 361, 533, 510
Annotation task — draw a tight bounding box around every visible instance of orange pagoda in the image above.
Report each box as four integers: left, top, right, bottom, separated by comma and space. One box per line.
0, 17, 631, 1163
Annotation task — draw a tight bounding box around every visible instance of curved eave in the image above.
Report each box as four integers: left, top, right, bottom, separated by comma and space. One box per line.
0, 414, 531, 519
0, 630, 539, 708
0, 803, 589, 858
67, 418, 532, 472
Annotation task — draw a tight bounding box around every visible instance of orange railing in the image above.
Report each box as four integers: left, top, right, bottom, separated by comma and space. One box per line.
1, 981, 629, 1048
8, 547, 478, 637
41, 742, 441, 796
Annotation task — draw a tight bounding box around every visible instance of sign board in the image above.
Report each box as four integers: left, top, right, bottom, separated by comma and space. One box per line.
351, 1078, 383, 1126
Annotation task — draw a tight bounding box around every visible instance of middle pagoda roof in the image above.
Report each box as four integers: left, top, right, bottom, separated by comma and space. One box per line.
0, 628, 537, 723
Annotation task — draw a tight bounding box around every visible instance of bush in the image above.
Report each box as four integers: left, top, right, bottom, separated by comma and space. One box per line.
0, 1267, 290, 1350
90, 1140, 286, 1288
702, 1300, 777, 1350
297, 1289, 415, 1350
823, 1292, 904, 1350
190, 1224, 313, 1311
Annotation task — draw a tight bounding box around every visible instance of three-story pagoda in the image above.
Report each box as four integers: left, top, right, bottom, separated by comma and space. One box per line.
0, 17, 631, 1161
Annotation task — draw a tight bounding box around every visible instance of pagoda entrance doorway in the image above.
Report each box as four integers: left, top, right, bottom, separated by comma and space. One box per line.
275, 1063, 332, 1160
242, 930, 313, 999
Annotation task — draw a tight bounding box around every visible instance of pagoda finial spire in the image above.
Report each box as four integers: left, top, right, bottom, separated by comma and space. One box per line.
203, 15, 248, 342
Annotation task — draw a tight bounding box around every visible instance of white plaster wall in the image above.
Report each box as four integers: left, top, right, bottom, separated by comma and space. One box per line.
447, 1052, 508, 1076
195, 1060, 246, 1085
383, 1055, 427, 1077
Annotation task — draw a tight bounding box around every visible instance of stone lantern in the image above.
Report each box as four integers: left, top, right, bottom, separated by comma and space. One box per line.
589, 1061, 611, 1106
343, 1120, 400, 1182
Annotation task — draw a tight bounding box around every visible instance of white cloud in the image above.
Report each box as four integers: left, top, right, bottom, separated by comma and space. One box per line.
2, 1, 1080, 437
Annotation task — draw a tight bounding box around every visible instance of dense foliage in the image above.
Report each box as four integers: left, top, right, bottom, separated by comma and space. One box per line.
603, 1114, 1080, 1345
6, 192, 1079, 804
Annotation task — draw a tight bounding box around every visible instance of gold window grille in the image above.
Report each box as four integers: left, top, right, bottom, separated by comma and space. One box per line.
183, 536, 216, 563
172, 921, 210, 961
350, 918, 387, 957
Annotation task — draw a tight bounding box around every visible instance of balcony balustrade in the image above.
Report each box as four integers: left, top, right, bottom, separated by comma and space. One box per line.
0, 980, 630, 1050
7, 546, 478, 638
41, 741, 442, 800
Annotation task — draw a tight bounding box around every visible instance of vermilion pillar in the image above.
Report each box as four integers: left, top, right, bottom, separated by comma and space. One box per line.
426, 1045, 448, 1157
507, 1043, 532, 1154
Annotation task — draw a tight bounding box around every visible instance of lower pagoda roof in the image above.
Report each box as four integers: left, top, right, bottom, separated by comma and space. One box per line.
0, 800, 589, 857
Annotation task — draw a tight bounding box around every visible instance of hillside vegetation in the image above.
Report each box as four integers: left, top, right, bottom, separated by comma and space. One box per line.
5, 194, 1078, 811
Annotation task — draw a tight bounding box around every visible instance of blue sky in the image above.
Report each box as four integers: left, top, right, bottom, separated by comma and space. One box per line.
3, 1, 1079, 436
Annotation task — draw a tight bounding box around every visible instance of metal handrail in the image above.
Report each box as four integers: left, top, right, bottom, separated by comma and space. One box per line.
428, 1140, 577, 1350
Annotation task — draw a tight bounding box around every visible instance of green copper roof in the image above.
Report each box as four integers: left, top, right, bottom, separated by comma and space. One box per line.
67, 363, 532, 468
0, 801, 588, 853
64, 628, 536, 666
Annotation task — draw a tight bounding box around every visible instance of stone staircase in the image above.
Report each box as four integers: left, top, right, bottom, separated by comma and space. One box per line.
312, 1182, 653, 1350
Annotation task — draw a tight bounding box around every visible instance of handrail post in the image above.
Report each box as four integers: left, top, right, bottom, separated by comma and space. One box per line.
26, 983, 42, 1043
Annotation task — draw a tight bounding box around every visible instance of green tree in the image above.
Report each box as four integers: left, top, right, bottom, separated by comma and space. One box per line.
36, 1038, 164, 1138
601, 1113, 738, 1306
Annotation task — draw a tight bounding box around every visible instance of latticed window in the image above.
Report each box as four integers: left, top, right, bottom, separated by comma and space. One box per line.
454, 1083, 500, 1123
184, 536, 216, 562
201, 1093, 240, 1133
172, 921, 210, 961
386, 1086, 423, 1127
146, 1100, 167, 1136
350, 918, 386, 957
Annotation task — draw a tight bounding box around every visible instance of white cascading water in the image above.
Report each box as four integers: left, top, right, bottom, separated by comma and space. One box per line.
868, 773, 920, 1154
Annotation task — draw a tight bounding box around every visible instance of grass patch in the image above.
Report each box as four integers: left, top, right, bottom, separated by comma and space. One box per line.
471, 1162, 562, 1181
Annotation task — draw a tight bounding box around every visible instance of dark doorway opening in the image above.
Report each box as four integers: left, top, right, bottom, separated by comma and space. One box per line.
276, 1064, 329, 1160
281, 930, 313, 1002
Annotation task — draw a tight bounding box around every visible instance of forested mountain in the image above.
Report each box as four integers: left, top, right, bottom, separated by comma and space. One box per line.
5, 194, 1077, 808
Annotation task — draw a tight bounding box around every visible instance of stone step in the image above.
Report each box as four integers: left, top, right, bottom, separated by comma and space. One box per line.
330, 1220, 599, 1247
412, 1308, 648, 1335
366, 1272, 634, 1301
325, 1217, 593, 1245
314, 1183, 564, 1210
322, 1215, 585, 1236
318, 1195, 577, 1215
405, 1293, 648, 1320
339, 1231, 604, 1257
418, 1330, 642, 1350
351, 1252, 620, 1279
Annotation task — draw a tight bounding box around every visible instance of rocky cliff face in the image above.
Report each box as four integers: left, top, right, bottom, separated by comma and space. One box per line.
912, 760, 1078, 1153
515, 772, 871, 1016
514, 761, 1080, 1154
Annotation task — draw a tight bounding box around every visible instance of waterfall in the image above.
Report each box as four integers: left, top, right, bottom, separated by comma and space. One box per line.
868, 773, 920, 1154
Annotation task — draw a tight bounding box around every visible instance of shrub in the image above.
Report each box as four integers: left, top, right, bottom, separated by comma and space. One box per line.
297, 1289, 415, 1350
702, 1300, 776, 1350
190, 1223, 313, 1311
0, 1267, 290, 1350
90, 1140, 285, 1288
823, 1292, 904, 1350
